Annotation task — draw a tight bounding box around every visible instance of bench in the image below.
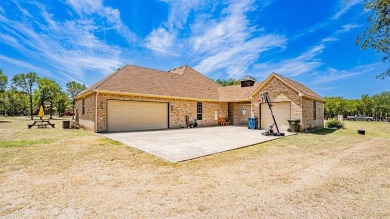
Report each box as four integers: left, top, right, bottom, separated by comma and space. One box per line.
28, 120, 55, 129
218, 117, 229, 126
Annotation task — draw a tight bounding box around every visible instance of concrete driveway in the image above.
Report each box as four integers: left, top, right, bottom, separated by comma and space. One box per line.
100, 126, 295, 162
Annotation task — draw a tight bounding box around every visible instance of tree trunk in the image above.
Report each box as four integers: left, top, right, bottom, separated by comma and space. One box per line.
49, 101, 53, 119
29, 94, 33, 120
72, 99, 75, 120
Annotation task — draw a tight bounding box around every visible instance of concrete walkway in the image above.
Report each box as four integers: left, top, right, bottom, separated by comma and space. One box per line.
100, 126, 295, 162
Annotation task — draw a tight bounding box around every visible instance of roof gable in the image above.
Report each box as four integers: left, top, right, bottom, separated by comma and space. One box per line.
250, 73, 324, 101
241, 75, 256, 81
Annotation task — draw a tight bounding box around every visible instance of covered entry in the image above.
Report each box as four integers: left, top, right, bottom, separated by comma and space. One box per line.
107, 100, 168, 132
260, 101, 291, 130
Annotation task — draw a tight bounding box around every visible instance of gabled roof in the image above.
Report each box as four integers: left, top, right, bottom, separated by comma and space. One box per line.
217, 82, 262, 101
77, 65, 324, 102
78, 65, 221, 100
241, 75, 256, 81
251, 73, 325, 101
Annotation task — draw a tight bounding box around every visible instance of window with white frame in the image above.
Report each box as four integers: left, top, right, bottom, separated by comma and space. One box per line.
197, 102, 202, 120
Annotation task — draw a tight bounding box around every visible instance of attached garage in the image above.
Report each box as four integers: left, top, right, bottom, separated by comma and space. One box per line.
107, 100, 168, 132
260, 102, 291, 130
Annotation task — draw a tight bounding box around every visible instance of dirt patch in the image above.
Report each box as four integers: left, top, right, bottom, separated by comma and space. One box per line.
1, 118, 390, 218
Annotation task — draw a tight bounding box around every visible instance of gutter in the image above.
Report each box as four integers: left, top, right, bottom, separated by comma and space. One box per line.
77, 89, 250, 103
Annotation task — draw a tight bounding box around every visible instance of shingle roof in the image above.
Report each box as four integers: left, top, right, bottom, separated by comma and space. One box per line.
273, 73, 324, 101
78, 65, 323, 102
217, 82, 262, 101
79, 65, 222, 100
241, 75, 256, 81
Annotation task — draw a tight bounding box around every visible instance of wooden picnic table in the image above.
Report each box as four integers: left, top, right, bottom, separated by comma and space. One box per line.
28, 120, 55, 129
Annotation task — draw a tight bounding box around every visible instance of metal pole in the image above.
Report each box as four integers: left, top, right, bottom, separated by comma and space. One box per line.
265, 93, 280, 133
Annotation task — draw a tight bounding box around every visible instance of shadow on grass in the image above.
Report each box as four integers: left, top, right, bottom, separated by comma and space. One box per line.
308, 128, 338, 135
0, 121, 11, 123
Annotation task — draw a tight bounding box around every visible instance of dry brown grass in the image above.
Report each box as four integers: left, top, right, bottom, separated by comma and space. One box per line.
1, 117, 389, 218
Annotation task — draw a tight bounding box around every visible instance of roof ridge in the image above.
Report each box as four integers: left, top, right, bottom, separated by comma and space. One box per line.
184, 66, 222, 87
272, 72, 324, 100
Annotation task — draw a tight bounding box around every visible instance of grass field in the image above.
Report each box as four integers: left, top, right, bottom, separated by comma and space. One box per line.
1, 117, 389, 218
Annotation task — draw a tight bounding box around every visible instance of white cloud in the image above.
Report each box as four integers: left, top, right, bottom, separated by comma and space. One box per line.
332, 0, 362, 20
336, 23, 363, 34
145, 27, 178, 55
191, 0, 286, 77
66, 0, 135, 43
313, 63, 386, 84
321, 37, 339, 43
143, 0, 283, 77
254, 45, 325, 78
0, 55, 52, 78
195, 34, 286, 77
144, 0, 203, 56
161, 0, 203, 30
0, 3, 124, 81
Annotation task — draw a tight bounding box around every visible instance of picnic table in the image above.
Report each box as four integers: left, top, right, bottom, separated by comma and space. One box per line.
28, 120, 55, 129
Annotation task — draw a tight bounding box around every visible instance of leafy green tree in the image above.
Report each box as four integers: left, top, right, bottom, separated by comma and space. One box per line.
215, 78, 241, 86
324, 97, 347, 118
0, 69, 8, 115
56, 91, 70, 116
356, 0, 390, 79
372, 91, 390, 120
12, 72, 38, 120
0, 69, 7, 93
359, 94, 375, 116
35, 77, 61, 119
344, 99, 360, 116
325, 91, 389, 120
66, 81, 87, 119
2, 90, 29, 116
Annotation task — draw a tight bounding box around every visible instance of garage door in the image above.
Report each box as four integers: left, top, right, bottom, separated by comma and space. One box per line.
260, 102, 291, 130
107, 100, 168, 131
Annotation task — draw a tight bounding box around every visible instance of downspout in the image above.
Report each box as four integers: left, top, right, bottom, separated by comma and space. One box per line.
95, 91, 98, 132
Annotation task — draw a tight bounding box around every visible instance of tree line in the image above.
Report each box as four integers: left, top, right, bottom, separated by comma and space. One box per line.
0, 69, 86, 120
325, 91, 390, 121
215, 78, 241, 86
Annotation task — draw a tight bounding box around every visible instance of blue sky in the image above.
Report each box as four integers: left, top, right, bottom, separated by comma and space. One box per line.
0, 0, 388, 99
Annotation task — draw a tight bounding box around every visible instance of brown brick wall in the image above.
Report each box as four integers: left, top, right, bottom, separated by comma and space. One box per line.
79, 93, 228, 132
228, 102, 251, 126
75, 94, 95, 131
301, 97, 324, 131
251, 77, 303, 130
75, 77, 323, 132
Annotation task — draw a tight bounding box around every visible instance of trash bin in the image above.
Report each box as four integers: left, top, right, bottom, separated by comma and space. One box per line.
248, 117, 258, 129
287, 119, 300, 132
62, 120, 73, 129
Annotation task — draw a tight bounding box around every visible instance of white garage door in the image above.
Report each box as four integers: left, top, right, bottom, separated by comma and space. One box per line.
260, 102, 291, 130
107, 100, 168, 132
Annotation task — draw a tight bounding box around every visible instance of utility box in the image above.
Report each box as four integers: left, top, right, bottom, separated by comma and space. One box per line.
62, 120, 73, 129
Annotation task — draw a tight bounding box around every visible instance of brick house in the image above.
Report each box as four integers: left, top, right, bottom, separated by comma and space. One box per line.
75, 65, 324, 132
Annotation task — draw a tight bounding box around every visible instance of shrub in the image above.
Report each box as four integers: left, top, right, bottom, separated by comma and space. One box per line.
325, 119, 345, 129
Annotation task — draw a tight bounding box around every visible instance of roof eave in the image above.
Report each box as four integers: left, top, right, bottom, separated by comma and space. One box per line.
79, 89, 228, 102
